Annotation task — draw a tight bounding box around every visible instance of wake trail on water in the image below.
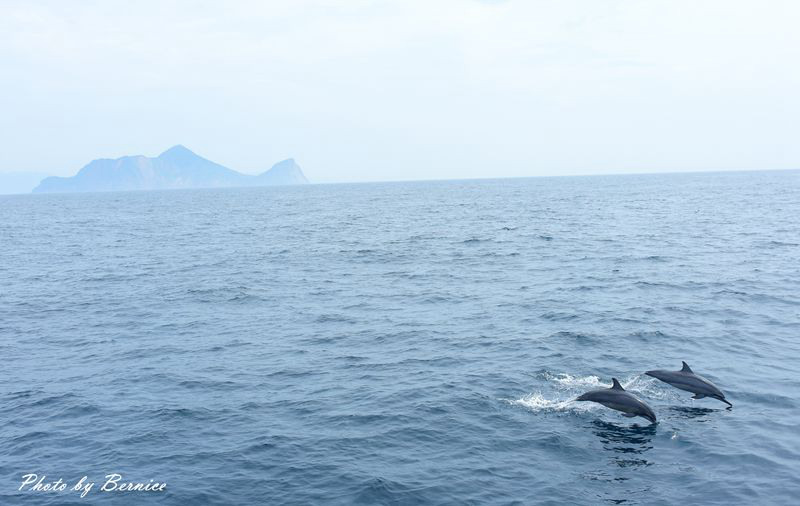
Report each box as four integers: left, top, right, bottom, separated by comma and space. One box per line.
506, 372, 674, 414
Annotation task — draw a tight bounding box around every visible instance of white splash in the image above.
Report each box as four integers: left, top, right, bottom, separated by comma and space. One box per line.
508, 372, 674, 414
508, 393, 574, 412
623, 375, 680, 400
543, 372, 605, 389
546, 372, 666, 396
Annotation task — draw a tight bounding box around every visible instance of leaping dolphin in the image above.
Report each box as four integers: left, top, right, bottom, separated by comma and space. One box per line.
645, 361, 732, 408
575, 378, 657, 424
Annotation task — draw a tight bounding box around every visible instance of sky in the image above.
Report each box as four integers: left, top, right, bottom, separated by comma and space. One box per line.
1, 0, 799, 183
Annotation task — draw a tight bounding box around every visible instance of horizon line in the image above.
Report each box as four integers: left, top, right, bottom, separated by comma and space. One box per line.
316, 166, 799, 186
3, 166, 798, 196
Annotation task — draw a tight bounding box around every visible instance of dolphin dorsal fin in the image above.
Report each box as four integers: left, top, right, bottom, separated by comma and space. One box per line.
681, 361, 693, 373
611, 378, 624, 390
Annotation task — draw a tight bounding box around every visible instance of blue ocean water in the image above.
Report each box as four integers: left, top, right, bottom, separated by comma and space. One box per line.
1, 171, 799, 505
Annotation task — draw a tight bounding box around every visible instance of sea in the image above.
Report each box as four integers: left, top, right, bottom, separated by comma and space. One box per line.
1, 170, 799, 505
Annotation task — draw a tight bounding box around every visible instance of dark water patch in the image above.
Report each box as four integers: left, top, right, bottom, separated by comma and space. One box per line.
549, 331, 598, 344
763, 240, 798, 247
21, 392, 81, 409
626, 330, 670, 342
177, 379, 243, 391
350, 476, 438, 505
461, 237, 492, 244
314, 313, 357, 324
666, 406, 717, 420
540, 311, 582, 321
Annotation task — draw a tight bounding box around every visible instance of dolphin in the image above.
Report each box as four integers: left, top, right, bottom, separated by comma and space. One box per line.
575, 378, 657, 424
645, 361, 732, 408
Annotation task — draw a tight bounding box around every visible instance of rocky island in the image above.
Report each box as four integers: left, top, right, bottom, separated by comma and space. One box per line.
33, 145, 308, 193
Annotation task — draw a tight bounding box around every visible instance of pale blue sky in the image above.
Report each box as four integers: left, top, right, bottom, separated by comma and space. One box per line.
1, 0, 799, 182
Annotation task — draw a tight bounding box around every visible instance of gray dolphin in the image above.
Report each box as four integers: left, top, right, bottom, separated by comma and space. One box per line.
645, 361, 732, 408
575, 378, 657, 424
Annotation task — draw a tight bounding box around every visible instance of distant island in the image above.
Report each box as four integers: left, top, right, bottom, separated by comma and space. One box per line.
32, 145, 308, 193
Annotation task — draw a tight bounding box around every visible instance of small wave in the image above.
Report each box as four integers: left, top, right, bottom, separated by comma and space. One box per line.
548, 331, 597, 344
28, 393, 79, 408
178, 379, 241, 391
352, 476, 431, 504
540, 311, 580, 321
48, 404, 101, 420
642, 255, 669, 262
765, 240, 798, 247
568, 284, 604, 292
315, 313, 356, 323
626, 330, 669, 342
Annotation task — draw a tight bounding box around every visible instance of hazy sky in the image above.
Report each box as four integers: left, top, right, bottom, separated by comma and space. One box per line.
2, 0, 799, 182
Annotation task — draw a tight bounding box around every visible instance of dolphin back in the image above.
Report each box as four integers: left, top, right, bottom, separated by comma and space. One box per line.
575, 390, 604, 402
646, 363, 731, 407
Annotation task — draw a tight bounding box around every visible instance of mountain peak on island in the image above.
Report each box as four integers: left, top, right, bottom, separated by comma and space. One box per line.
159, 144, 194, 157
33, 146, 309, 193
157, 144, 206, 164
257, 158, 308, 185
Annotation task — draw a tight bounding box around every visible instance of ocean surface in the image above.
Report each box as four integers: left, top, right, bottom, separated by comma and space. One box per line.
1, 171, 799, 505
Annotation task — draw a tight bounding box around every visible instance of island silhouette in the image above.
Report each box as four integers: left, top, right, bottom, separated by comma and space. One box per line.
33, 145, 308, 193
